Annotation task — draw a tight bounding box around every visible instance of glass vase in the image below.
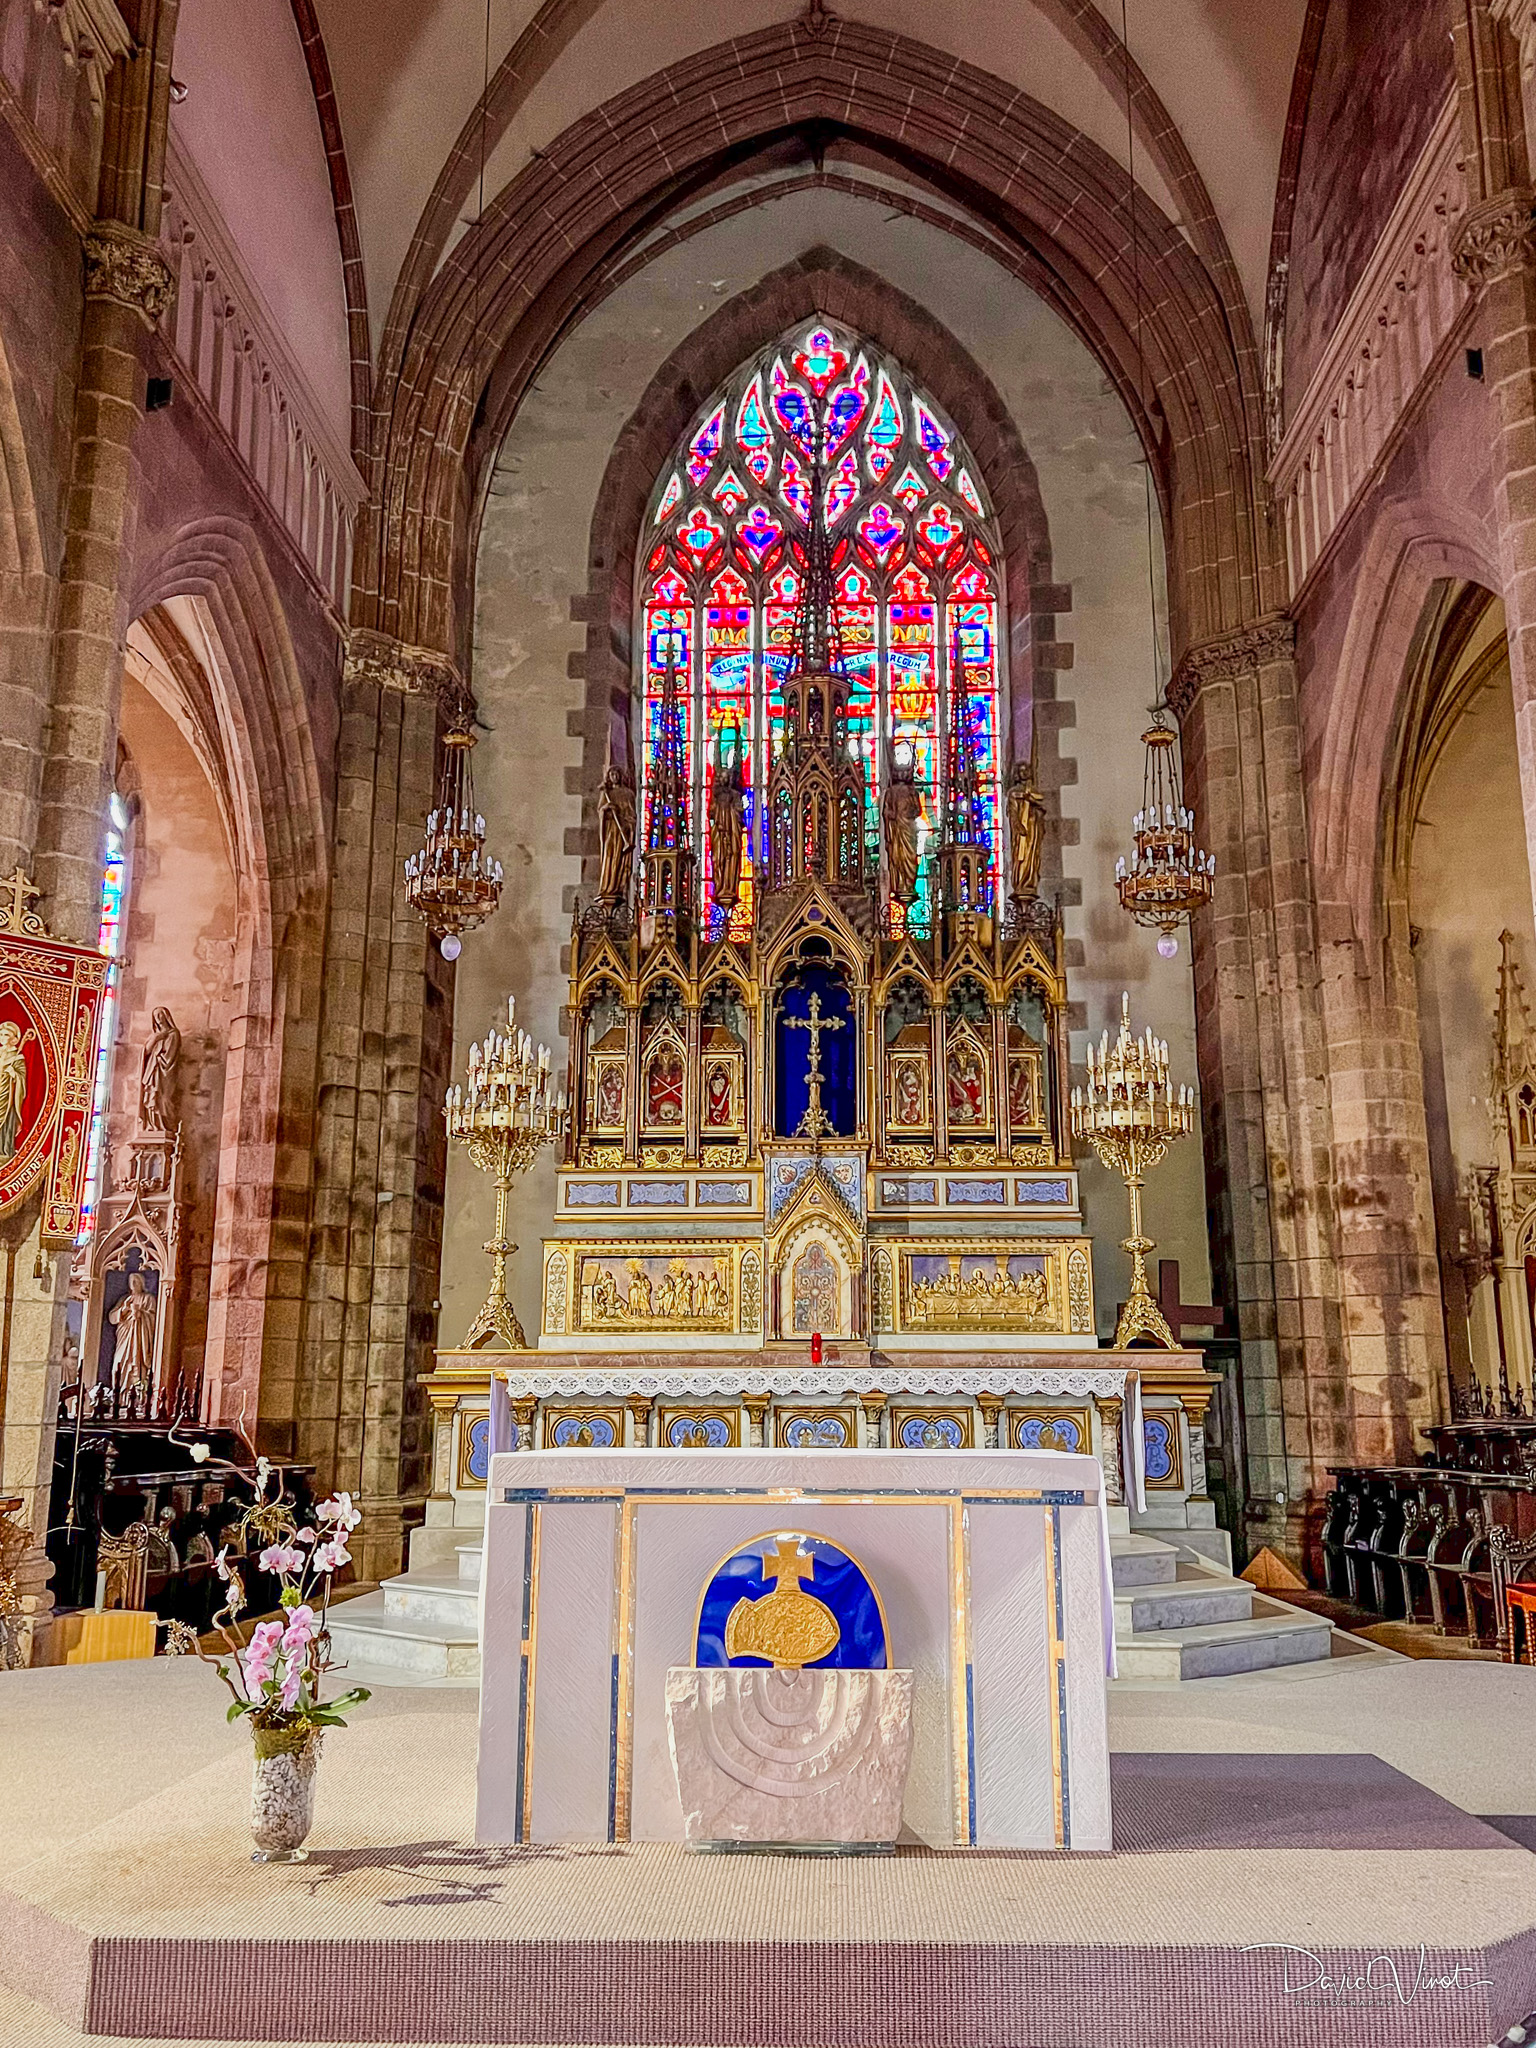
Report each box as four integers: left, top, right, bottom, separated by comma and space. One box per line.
250, 1722, 323, 1863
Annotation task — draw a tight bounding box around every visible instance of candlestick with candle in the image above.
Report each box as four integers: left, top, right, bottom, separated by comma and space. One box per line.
1070, 992, 1196, 1349
447, 994, 568, 1349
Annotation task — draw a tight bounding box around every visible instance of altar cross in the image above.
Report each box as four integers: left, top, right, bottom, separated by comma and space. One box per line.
786, 990, 845, 1139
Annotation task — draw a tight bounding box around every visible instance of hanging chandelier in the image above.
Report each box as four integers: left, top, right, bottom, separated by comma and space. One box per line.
404, 705, 503, 960
1110, 0, 1213, 962
1116, 713, 1214, 958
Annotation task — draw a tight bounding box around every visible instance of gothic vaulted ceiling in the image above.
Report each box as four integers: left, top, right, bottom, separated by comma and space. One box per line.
170, 0, 1309, 462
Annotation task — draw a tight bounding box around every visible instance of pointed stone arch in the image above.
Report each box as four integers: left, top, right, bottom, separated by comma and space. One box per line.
126, 519, 330, 1444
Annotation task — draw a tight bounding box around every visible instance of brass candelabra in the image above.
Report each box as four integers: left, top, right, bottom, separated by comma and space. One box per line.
446, 995, 567, 1350
1071, 993, 1195, 1349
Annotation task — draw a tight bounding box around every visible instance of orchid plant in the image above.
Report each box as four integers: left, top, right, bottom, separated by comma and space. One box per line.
165, 1458, 370, 1731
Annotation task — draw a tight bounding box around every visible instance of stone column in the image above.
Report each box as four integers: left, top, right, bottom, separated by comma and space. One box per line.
858, 1388, 887, 1448
626, 1395, 653, 1447
6, 6, 179, 1659
293, 634, 455, 1581
1095, 1394, 1124, 1507
33, 227, 172, 938
976, 1392, 1003, 1450
1171, 618, 1346, 1563
743, 1392, 771, 1447
1457, 7, 1536, 931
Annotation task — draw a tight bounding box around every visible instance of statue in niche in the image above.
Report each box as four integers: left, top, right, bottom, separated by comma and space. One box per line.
1007, 757, 1047, 902
892, 1057, 925, 1127
705, 1060, 734, 1127
0, 1019, 30, 1161
947, 1039, 986, 1123
596, 1065, 625, 1128
646, 1049, 684, 1126
109, 1269, 158, 1407
596, 760, 637, 902
139, 1008, 181, 1132
708, 740, 746, 912
882, 754, 922, 908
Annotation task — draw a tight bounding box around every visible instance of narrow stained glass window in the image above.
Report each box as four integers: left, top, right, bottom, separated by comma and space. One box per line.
80, 795, 129, 1238
638, 320, 1005, 935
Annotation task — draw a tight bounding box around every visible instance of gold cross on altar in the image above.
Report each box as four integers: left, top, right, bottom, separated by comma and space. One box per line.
785, 990, 845, 1139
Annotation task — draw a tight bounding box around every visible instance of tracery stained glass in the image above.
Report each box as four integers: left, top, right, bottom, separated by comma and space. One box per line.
639, 321, 1004, 934
81, 800, 129, 1239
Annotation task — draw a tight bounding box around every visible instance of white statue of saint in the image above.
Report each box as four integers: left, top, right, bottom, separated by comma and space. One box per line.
109, 1269, 158, 1405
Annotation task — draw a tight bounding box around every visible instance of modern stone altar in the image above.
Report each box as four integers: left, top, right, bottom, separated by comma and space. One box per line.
475, 1445, 1113, 1851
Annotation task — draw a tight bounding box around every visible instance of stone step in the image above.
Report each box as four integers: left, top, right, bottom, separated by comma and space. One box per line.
1113, 1598, 1335, 1682
1114, 1569, 1254, 1636
457, 1543, 483, 1587
324, 1592, 481, 1679
381, 1571, 481, 1631
1109, 1532, 1179, 1589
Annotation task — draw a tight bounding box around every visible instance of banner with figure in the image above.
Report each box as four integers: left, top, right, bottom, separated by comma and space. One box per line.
0, 870, 109, 1242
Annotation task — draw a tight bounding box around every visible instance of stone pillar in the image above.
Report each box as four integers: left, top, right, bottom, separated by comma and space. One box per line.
744, 1392, 771, 1447
626, 1395, 653, 1447
976, 1392, 1003, 1450
6, 5, 179, 1660
1456, 7, 1536, 931
294, 635, 455, 1581
511, 1397, 536, 1450
858, 1387, 887, 1448
1095, 1394, 1124, 1507
1171, 618, 1347, 1563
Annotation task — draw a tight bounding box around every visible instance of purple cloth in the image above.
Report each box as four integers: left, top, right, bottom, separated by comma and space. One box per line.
488, 1371, 514, 1459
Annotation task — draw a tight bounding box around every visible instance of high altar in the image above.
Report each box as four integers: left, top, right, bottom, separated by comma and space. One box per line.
420, 388, 1217, 1570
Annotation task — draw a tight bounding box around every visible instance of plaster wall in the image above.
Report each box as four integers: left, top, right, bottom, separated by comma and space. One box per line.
454, 187, 1212, 1349
170, 0, 353, 447
1409, 631, 1535, 1390
1285, 0, 1453, 410
113, 665, 238, 1388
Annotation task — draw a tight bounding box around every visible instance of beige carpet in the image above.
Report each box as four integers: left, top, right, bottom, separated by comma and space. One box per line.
2, 1656, 1535, 2047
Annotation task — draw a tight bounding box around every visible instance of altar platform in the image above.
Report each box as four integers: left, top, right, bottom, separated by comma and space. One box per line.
4, 1657, 1536, 2047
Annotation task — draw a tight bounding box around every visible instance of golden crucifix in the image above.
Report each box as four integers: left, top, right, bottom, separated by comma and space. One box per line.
785, 989, 845, 1139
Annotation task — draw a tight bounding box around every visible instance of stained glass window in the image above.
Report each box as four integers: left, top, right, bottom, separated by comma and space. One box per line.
639, 322, 1005, 934
79, 793, 129, 1238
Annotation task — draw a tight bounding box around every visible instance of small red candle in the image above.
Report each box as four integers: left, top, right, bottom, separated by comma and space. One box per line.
811, 1331, 823, 1364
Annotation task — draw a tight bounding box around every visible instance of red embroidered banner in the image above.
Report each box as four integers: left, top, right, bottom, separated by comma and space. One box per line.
0, 872, 109, 1243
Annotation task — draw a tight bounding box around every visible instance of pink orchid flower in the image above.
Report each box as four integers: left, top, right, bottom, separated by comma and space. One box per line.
280, 1605, 316, 1655
258, 1542, 306, 1574
311, 1537, 351, 1574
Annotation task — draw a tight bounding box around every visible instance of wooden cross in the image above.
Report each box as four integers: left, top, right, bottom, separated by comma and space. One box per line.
786, 991, 845, 1139
1155, 1259, 1230, 1341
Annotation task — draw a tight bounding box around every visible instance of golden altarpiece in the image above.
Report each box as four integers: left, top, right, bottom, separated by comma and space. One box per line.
422, 356, 1216, 1565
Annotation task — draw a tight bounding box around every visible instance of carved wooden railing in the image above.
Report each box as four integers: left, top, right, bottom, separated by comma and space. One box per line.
159, 138, 364, 612
1269, 100, 1471, 601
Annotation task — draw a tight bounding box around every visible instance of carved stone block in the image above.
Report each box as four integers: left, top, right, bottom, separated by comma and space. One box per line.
664, 1665, 914, 1846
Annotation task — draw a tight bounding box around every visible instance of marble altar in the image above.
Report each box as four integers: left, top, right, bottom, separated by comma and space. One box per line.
475, 1445, 1113, 1851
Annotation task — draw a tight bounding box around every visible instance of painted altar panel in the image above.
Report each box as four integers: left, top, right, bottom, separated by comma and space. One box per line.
550, 1240, 751, 1338
890, 1240, 1094, 1339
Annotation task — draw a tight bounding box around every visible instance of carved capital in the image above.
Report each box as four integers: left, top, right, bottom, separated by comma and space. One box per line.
1450, 187, 1536, 287
1167, 614, 1295, 718
82, 222, 174, 327
343, 627, 464, 701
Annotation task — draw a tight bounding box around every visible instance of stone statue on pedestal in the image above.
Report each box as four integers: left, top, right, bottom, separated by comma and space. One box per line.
882, 757, 922, 909
596, 760, 637, 903
708, 744, 746, 912
1007, 757, 1047, 902
139, 1008, 181, 1132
